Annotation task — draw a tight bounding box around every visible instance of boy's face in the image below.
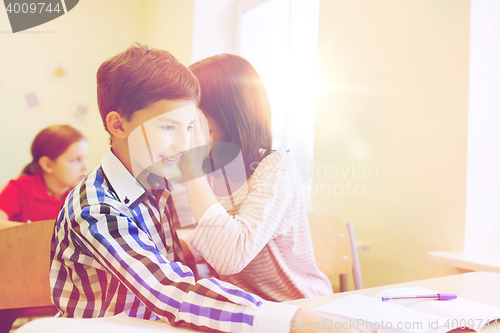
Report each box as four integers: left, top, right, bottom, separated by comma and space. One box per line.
124, 99, 197, 179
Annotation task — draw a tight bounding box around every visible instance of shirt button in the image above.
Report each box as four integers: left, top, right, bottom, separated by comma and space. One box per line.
252, 223, 257, 228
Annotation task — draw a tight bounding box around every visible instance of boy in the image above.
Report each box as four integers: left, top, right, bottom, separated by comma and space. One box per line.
50, 44, 368, 333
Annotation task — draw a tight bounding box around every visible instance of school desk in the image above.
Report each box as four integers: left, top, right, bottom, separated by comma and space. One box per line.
15, 271, 500, 333
428, 251, 500, 273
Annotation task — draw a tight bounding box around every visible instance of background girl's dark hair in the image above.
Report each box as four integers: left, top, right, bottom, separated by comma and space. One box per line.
189, 54, 272, 179
21, 125, 85, 176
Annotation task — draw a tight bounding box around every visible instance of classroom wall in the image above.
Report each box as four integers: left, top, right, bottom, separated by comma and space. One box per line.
0, 0, 146, 186
0, 0, 471, 289
144, 0, 195, 66
0, 0, 195, 187
191, 0, 237, 64
311, 0, 471, 288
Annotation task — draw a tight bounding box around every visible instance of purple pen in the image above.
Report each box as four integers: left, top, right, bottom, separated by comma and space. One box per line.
381, 293, 457, 302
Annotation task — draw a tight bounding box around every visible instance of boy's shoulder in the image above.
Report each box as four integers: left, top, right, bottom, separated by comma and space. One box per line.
59, 165, 135, 227
64, 166, 117, 211
58, 149, 151, 228
65, 149, 148, 214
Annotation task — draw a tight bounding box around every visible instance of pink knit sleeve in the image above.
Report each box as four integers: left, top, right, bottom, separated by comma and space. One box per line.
189, 153, 293, 275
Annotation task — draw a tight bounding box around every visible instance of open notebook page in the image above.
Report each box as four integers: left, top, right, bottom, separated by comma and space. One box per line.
315, 294, 447, 333
374, 287, 500, 331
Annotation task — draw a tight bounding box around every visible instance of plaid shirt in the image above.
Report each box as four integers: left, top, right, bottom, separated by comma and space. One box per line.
50, 149, 298, 333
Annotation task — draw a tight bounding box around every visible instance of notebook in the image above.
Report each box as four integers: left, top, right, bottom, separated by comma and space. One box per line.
315, 287, 500, 333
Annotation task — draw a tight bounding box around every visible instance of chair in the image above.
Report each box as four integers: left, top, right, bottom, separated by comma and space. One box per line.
308, 213, 364, 292
0, 220, 58, 318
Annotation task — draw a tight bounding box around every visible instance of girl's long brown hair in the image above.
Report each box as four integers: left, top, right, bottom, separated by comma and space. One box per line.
22, 125, 85, 176
189, 54, 272, 179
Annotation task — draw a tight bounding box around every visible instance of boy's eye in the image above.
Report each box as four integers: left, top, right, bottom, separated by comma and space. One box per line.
187, 125, 194, 130
162, 125, 174, 131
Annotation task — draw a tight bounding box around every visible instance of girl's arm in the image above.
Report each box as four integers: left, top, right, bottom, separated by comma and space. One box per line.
184, 153, 293, 275
181, 175, 218, 222
180, 114, 293, 275
0, 210, 22, 230
0, 179, 22, 225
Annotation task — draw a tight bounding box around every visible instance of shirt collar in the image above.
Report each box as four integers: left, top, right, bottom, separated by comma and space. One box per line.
146, 172, 173, 192
101, 149, 147, 208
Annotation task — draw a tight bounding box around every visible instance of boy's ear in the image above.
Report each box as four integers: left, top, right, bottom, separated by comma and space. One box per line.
38, 156, 54, 174
106, 111, 127, 139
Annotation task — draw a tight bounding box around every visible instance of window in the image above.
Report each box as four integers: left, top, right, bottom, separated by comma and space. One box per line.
191, 0, 320, 199
238, 0, 320, 194
463, 0, 500, 261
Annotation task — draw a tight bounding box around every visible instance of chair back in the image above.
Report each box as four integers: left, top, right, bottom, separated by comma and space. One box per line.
308, 213, 353, 276
0, 220, 56, 311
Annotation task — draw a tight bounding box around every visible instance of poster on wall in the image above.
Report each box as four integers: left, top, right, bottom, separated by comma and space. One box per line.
48, 63, 67, 82
25, 92, 40, 108
72, 103, 88, 122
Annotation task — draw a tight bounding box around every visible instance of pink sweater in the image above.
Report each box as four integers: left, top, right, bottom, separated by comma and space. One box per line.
190, 150, 333, 301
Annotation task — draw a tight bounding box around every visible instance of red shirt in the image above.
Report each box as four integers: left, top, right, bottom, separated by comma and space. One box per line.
0, 173, 68, 222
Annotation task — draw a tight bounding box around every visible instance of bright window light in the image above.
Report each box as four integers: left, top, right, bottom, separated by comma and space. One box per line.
239, 0, 320, 192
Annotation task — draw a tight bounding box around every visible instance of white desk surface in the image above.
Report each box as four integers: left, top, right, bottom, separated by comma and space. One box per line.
286, 271, 500, 309
17, 272, 500, 333
428, 251, 500, 273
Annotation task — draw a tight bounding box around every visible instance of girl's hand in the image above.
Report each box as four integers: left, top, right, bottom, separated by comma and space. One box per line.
195, 108, 211, 147
179, 109, 211, 180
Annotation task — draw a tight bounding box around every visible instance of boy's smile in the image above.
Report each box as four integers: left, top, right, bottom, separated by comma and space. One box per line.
110, 99, 197, 180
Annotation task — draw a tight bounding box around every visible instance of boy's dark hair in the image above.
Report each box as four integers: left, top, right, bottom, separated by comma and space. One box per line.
97, 44, 200, 132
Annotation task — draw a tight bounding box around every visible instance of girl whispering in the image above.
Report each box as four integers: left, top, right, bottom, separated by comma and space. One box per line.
180, 54, 333, 301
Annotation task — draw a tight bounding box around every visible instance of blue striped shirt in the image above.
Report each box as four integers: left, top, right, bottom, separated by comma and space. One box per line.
50, 149, 298, 333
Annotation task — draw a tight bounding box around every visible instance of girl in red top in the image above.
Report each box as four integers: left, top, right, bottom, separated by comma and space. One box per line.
0, 124, 88, 333
0, 124, 89, 226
